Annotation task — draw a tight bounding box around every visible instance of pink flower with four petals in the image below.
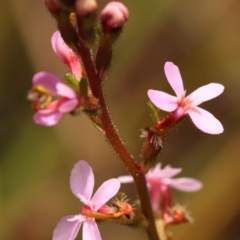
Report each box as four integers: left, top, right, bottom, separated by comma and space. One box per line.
32, 72, 79, 126
148, 62, 224, 134
118, 163, 202, 213
53, 160, 121, 240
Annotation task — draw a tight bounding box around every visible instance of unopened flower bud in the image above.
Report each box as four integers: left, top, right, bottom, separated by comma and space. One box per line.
100, 2, 129, 31
75, 0, 98, 17
74, 0, 98, 47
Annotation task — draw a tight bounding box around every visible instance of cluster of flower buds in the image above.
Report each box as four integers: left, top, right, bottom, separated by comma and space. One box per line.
28, 1, 130, 126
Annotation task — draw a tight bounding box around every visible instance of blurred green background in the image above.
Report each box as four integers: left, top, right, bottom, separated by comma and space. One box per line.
1, 0, 240, 239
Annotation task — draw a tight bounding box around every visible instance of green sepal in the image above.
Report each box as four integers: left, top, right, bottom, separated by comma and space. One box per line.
79, 77, 88, 96
106, 26, 123, 45
147, 101, 162, 124
96, 23, 104, 43
63, 73, 80, 93
70, 105, 84, 116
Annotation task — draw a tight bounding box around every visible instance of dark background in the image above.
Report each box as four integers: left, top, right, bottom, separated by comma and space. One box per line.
1, 0, 240, 239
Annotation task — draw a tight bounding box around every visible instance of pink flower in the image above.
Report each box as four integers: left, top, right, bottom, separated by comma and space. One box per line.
51, 31, 82, 80
53, 160, 121, 240
101, 2, 129, 31
148, 62, 224, 134
29, 71, 79, 126
118, 164, 202, 213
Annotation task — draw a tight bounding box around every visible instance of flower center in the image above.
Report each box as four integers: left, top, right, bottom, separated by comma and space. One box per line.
178, 97, 193, 113
27, 85, 52, 110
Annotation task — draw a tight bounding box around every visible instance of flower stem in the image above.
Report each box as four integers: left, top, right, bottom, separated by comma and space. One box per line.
78, 43, 160, 240
156, 219, 169, 240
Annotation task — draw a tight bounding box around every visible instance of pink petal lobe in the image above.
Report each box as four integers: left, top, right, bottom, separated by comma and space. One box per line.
32, 71, 61, 96
149, 165, 182, 179
34, 110, 63, 126
117, 175, 134, 183
51, 31, 82, 80
186, 83, 224, 106
164, 178, 203, 192
188, 107, 224, 134
148, 90, 178, 112
70, 161, 94, 201
164, 62, 185, 98
91, 179, 120, 211
58, 99, 78, 113
69, 57, 82, 81
53, 215, 82, 240
56, 82, 76, 98
83, 219, 101, 240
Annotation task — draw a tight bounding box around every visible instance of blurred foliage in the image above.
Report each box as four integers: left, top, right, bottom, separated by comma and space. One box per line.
1, 0, 240, 239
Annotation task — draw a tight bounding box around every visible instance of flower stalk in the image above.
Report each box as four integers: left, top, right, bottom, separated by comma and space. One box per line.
77, 41, 160, 240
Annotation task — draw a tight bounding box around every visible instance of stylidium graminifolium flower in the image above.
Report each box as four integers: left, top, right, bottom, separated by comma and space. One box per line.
27, 72, 81, 126
118, 163, 202, 213
53, 160, 121, 240
27, 31, 84, 127
148, 62, 224, 134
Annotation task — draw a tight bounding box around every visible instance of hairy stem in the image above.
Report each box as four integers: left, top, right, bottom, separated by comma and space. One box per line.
78, 43, 160, 240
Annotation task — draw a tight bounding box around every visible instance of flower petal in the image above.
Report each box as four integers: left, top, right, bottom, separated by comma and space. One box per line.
56, 82, 77, 98
83, 219, 101, 240
148, 90, 178, 112
53, 215, 82, 240
58, 99, 78, 113
164, 62, 185, 98
188, 106, 224, 134
186, 83, 224, 106
91, 179, 120, 211
117, 175, 134, 183
70, 160, 94, 201
34, 110, 63, 126
51, 31, 82, 80
148, 165, 182, 179
163, 178, 203, 192
32, 71, 61, 96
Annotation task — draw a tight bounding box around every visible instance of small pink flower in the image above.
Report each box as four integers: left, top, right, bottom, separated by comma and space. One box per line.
30, 71, 79, 126
148, 62, 224, 134
100, 2, 129, 31
53, 160, 121, 240
51, 31, 82, 80
118, 164, 202, 213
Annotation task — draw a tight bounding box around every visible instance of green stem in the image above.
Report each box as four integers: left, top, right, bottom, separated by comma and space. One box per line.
156, 219, 169, 240
78, 43, 160, 240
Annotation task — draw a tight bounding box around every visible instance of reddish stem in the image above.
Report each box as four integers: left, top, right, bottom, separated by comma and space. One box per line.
78, 43, 160, 240
155, 107, 183, 130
